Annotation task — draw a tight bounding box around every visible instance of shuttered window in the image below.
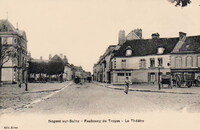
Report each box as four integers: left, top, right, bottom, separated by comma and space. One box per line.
186, 56, 193, 67
175, 57, 182, 68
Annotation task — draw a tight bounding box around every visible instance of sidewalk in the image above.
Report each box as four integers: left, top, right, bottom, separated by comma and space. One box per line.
0, 81, 72, 113
94, 82, 200, 95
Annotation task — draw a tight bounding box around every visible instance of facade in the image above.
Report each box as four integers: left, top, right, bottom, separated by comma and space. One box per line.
94, 29, 200, 85
111, 54, 171, 84
93, 29, 142, 83
170, 33, 200, 79
0, 19, 28, 84
110, 35, 179, 84
63, 63, 73, 81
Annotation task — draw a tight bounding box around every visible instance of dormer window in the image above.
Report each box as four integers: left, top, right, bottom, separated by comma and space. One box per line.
157, 47, 165, 54
125, 46, 132, 56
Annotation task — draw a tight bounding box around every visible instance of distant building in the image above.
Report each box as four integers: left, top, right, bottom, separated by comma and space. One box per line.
0, 19, 28, 84
126, 28, 142, 40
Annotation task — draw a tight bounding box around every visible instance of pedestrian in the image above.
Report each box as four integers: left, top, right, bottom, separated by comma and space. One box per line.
124, 77, 130, 94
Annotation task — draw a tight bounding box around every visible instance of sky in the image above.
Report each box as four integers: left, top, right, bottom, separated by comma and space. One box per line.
0, 0, 200, 72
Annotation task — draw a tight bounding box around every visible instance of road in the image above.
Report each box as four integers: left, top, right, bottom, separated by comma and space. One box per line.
13, 82, 200, 115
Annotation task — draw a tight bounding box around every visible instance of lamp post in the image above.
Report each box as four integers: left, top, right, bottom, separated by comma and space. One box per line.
158, 66, 161, 90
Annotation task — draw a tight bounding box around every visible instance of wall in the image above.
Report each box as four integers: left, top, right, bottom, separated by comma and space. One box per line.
111, 54, 171, 84
2, 68, 13, 82
171, 54, 200, 69
112, 54, 171, 70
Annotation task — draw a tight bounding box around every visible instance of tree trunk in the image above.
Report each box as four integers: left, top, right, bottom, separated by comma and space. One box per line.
0, 66, 2, 87
0, 37, 2, 87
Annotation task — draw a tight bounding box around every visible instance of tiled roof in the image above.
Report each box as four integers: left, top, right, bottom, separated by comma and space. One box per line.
172, 35, 200, 54
114, 37, 179, 57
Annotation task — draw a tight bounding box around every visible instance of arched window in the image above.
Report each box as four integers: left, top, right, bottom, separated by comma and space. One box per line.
186, 56, 193, 67
175, 56, 182, 68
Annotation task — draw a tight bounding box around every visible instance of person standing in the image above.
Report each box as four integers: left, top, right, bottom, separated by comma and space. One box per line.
124, 77, 130, 94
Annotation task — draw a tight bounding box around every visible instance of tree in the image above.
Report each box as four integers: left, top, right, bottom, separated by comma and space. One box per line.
0, 42, 17, 86
168, 0, 191, 7
47, 55, 64, 76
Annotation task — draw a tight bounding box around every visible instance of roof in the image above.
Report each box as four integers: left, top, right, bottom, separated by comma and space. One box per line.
171, 35, 200, 54
0, 19, 27, 41
114, 37, 179, 57
0, 19, 16, 32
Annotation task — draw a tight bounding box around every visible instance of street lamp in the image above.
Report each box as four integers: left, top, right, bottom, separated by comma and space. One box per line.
25, 62, 29, 91
158, 65, 161, 90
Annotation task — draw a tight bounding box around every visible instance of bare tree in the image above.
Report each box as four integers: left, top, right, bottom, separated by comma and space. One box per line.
0, 44, 16, 86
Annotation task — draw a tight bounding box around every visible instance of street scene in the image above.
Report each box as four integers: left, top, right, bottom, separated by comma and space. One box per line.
0, 0, 200, 120
1, 81, 200, 115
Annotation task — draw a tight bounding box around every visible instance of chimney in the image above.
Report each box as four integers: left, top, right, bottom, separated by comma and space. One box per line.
118, 30, 126, 45
179, 32, 187, 41
40, 56, 43, 60
49, 54, 52, 60
60, 53, 63, 59
152, 33, 160, 39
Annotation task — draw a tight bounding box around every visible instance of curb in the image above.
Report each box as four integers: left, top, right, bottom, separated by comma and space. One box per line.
94, 82, 197, 95
0, 82, 73, 115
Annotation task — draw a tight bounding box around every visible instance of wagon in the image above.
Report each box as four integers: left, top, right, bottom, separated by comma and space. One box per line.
173, 73, 194, 88
161, 75, 172, 88
74, 76, 81, 84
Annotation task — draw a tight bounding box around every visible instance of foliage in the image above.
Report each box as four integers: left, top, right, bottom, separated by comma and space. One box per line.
47, 55, 65, 75
28, 55, 65, 75
168, 0, 191, 7
28, 61, 48, 74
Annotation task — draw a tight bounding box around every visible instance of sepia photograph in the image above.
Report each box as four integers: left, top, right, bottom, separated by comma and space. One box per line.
0, 0, 200, 130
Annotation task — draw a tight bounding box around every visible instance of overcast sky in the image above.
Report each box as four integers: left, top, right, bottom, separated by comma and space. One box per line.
0, 0, 200, 72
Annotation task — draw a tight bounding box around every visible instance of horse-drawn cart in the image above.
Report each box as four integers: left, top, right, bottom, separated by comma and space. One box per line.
161, 75, 172, 88
173, 73, 194, 88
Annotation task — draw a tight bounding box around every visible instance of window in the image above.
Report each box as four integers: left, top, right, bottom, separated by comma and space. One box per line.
117, 73, 124, 76
126, 50, 132, 56
125, 73, 131, 76
198, 56, 200, 67
125, 46, 132, 56
113, 60, 116, 69
175, 56, 182, 68
150, 58, 155, 67
186, 56, 193, 67
158, 58, 163, 67
139, 59, 146, 68
121, 59, 126, 68
3, 38, 7, 44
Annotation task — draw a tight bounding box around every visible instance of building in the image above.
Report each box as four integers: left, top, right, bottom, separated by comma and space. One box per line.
94, 29, 200, 85
111, 35, 179, 84
170, 32, 200, 80
63, 64, 73, 81
93, 29, 142, 83
0, 19, 28, 84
